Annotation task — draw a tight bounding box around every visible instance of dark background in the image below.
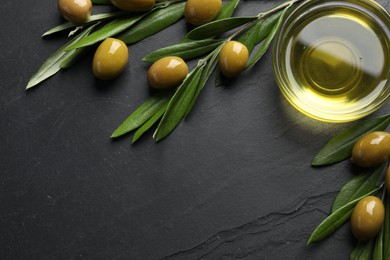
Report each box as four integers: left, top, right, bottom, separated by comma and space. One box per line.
1, 1, 389, 259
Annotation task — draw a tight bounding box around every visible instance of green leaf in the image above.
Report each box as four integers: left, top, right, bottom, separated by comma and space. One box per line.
153, 67, 204, 141
118, 2, 185, 44
111, 92, 172, 138
185, 43, 224, 118
66, 13, 145, 50
215, 0, 240, 20
312, 113, 390, 166
60, 47, 91, 69
384, 193, 390, 259
42, 12, 122, 37
143, 39, 223, 63
214, 67, 224, 87
200, 45, 224, 85
245, 6, 289, 69
308, 185, 382, 244
132, 102, 168, 143
373, 225, 384, 260
26, 24, 97, 89
350, 240, 374, 260
92, 0, 111, 4
332, 164, 385, 212
238, 11, 281, 53
186, 17, 257, 40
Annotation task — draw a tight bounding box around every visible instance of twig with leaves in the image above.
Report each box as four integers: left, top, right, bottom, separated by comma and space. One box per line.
308, 113, 390, 259
27, 0, 188, 89
111, 0, 303, 143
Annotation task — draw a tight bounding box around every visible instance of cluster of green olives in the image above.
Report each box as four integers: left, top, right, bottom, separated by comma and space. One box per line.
146, 40, 249, 89
57, 0, 249, 83
57, 0, 151, 80
349, 131, 390, 241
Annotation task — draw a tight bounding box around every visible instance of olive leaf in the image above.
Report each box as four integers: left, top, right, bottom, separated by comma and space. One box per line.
92, 0, 111, 4
132, 102, 168, 143
214, 67, 225, 87
120, 44, 223, 142
384, 193, 390, 259
186, 17, 257, 40
238, 11, 281, 53
60, 46, 92, 69
350, 240, 375, 260
118, 2, 186, 44
185, 43, 224, 118
312, 113, 390, 166
153, 66, 204, 141
42, 12, 122, 37
26, 24, 97, 89
112, 0, 303, 142
307, 185, 383, 244
331, 164, 385, 213
215, 0, 241, 20
373, 218, 384, 260
143, 39, 223, 63
111, 92, 172, 138
66, 13, 145, 50
245, 4, 290, 69
128, 44, 224, 143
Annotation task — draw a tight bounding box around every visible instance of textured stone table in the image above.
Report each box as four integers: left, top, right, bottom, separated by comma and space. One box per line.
1, 1, 389, 259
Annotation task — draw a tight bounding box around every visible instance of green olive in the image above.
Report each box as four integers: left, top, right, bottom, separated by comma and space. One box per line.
92, 38, 128, 80
350, 196, 384, 240
111, 0, 155, 12
147, 56, 188, 89
385, 166, 390, 193
58, 0, 92, 24
185, 0, 222, 26
218, 41, 249, 78
351, 131, 390, 167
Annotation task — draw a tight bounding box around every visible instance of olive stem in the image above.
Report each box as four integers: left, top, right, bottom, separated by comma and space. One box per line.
197, 43, 224, 67
68, 26, 84, 37
197, 0, 305, 67
256, 0, 303, 20
226, 0, 303, 41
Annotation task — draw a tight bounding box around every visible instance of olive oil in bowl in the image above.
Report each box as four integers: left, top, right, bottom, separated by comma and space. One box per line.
273, 0, 390, 122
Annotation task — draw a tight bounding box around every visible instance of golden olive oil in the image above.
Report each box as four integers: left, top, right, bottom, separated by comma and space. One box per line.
274, 0, 390, 122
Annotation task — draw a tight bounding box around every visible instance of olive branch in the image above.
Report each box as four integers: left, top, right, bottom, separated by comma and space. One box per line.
27, 0, 303, 142
307, 113, 390, 259
27, 0, 188, 89
111, 0, 302, 142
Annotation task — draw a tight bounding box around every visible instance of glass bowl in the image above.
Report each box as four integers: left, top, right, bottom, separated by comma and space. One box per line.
273, 0, 390, 122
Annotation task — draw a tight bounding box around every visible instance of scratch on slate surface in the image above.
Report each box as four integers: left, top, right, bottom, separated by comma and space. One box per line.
159, 191, 338, 260
0, 94, 24, 110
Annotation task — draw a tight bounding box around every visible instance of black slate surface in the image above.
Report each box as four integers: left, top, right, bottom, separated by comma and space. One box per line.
1, 1, 390, 259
